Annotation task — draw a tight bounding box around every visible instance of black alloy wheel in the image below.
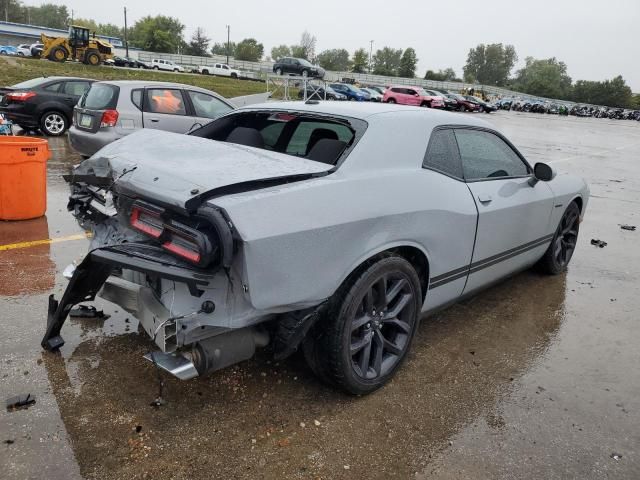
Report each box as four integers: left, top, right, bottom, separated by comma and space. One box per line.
536, 202, 580, 274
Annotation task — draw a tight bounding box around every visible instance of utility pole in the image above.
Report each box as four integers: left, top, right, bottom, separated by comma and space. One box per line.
226, 24, 230, 65
123, 7, 129, 57
369, 40, 374, 74
5, 0, 9, 23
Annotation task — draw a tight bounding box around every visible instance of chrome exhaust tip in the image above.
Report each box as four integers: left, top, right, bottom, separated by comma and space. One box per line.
143, 351, 199, 380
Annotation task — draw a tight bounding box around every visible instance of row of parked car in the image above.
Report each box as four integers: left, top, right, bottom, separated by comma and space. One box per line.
495, 97, 640, 120
299, 83, 498, 113
0, 42, 44, 57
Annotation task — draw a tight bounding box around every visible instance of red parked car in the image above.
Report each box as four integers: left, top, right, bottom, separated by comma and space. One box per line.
383, 86, 445, 108
447, 94, 481, 112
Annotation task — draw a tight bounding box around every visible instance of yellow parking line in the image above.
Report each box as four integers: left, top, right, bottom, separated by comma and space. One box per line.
0, 233, 89, 251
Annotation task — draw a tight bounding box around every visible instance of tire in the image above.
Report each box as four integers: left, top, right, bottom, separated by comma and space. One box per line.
304, 255, 422, 395
40, 111, 68, 136
536, 202, 580, 275
302, 70, 309, 78
153, 66, 159, 70
386, 98, 396, 104
275, 68, 282, 75
138, 65, 144, 69
458, 105, 466, 112
49, 46, 68, 62
18, 52, 25, 56
85, 51, 100, 66
231, 72, 238, 79
201, 69, 209, 75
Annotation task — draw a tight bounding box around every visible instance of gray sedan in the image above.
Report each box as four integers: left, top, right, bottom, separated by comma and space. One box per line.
44, 102, 589, 395
68, 80, 235, 157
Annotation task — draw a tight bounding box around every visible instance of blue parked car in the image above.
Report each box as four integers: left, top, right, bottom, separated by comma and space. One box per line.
329, 83, 370, 101
0, 46, 17, 55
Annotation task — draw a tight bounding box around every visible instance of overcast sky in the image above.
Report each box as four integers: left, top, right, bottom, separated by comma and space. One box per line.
24, 0, 640, 90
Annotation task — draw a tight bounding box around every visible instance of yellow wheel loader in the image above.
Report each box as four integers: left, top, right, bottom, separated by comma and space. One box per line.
41, 25, 114, 66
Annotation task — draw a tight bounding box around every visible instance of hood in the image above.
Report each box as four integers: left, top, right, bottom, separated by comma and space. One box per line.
71, 129, 333, 212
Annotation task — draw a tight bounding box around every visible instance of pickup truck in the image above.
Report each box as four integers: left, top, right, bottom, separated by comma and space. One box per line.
197, 63, 240, 78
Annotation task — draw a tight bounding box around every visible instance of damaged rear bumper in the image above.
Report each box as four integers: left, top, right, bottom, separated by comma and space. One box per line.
41, 243, 215, 351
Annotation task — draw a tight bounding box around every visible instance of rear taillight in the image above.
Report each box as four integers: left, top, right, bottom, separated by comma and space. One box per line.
100, 109, 119, 128
6, 91, 36, 101
129, 201, 212, 266
130, 204, 163, 238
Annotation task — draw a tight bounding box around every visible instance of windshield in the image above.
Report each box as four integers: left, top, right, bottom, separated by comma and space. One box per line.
11, 77, 49, 89
299, 58, 313, 67
417, 89, 432, 96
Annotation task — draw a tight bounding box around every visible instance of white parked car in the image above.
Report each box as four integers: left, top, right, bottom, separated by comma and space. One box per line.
150, 59, 184, 72
16, 44, 32, 56
197, 63, 240, 78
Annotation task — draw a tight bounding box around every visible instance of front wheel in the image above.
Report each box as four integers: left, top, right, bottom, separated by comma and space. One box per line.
275, 68, 282, 76
386, 98, 396, 104
536, 202, 580, 274
458, 105, 466, 112
301, 70, 309, 78
153, 66, 159, 70
304, 255, 422, 395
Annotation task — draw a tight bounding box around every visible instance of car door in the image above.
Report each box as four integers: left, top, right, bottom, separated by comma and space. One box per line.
455, 128, 555, 295
61, 80, 92, 108
142, 88, 197, 133
405, 88, 420, 106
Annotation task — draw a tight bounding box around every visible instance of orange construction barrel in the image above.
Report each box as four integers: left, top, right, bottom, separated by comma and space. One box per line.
0, 137, 50, 220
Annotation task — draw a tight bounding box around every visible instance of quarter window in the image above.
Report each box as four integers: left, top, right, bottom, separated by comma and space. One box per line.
454, 129, 529, 180
423, 129, 463, 179
63, 81, 91, 96
145, 89, 187, 115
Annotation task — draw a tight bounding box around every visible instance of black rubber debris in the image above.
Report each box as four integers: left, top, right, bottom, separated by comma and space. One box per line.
620, 225, 636, 231
6, 393, 36, 412
69, 305, 105, 319
4, 439, 15, 445
590, 239, 607, 248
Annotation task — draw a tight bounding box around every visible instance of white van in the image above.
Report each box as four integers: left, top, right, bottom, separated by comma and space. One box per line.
150, 59, 184, 73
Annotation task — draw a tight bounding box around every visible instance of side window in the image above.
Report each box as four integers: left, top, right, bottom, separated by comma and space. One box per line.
187, 91, 233, 119
407, 89, 416, 96
454, 129, 529, 180
42, 82, 62, 93
423, 129, 463, 179
260, 123, 285, 149
145, 89, 187, 115
63, 81, 91, 96
286, 121, 353, 156
131, 89, 143, 110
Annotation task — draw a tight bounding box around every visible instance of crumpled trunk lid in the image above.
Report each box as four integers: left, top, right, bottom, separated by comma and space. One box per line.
71, 129, 332, 211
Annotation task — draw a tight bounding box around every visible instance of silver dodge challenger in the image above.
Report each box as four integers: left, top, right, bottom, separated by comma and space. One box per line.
43, 102, 589, 394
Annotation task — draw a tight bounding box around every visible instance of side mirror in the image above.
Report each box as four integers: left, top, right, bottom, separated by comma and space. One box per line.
529, 162, 556, 186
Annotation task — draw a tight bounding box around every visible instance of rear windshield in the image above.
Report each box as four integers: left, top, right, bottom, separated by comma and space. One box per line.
80, 84, 119, 110
190, 110, 367, 166
11, 77, 49, 89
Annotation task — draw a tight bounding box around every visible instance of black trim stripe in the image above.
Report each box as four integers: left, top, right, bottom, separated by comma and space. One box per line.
429, 234, 554, 290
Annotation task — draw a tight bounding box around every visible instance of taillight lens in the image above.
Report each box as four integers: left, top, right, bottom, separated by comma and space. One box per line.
100, 109, 119, 128
130, 205, 163, 238
7, 91, 36, 101
162, 234, 202, 263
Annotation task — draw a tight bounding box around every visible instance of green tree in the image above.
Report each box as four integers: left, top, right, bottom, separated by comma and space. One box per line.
74, 18, 122, 38
234, 38, 263, 61
424, 68, 458, 81
2, 0, 26, 23
352, 48, 368, 73
512, 57, 573, 99
128, 15, 185, 53
27, 3, 69, 29
631, 95, 640, 109
300, 30, 316, 60
290, 45, 307, 59
271, 44, 291, 61
317, 48, 351, 71
185, 27, 210, 57
372, 47, 403, 76
398, 47, 418, 78
463, 43, 517, 86
572, 75, 633, 107
211, 42, 235, 56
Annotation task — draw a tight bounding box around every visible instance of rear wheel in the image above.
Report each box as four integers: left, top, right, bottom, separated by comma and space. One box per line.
536, 202, 580, 274
458, 105, 466, 112
153, 66, 159, 70
201, 69, 209, 75
302, 70, 309, 78
40, 111, 68, 136
304, 255, 421, 395
275, 68, 283, 75
84, 50, 100, 66
49, 46, 68, 62
387, 98, 396, 104
231, 72, 238, 79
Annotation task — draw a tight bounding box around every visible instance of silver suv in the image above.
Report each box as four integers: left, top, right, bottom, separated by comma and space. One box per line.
69, 80, 234, 157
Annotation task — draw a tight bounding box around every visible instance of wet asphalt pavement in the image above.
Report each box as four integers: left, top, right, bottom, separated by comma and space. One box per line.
1, 111, 639, 479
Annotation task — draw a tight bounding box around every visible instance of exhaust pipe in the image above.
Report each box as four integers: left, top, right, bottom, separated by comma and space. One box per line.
144, 327, 269, 380
192, 327, 269, 376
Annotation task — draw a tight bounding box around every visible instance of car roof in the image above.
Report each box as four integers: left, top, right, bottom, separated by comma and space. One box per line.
93, 80, 228, 99
237, 101, 493, 128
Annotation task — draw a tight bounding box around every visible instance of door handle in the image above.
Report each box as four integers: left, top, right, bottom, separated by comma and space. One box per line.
149, 118, 159, 122
478, 194, 492, 204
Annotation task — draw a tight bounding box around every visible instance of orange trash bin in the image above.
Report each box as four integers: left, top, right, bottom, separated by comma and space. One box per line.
0, 137, 50, 220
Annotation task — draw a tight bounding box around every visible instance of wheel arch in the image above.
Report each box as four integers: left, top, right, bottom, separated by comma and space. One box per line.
335, 242, 430, 304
